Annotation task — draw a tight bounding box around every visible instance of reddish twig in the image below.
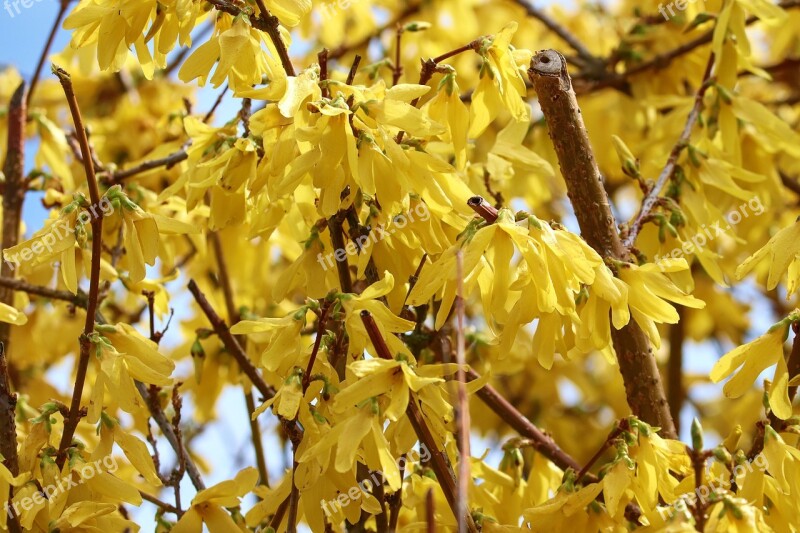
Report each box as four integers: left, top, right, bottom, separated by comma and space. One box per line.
52, 66, 105, 466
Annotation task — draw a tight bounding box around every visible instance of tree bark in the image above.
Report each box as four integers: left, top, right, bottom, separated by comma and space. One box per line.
528, 50, 677, 438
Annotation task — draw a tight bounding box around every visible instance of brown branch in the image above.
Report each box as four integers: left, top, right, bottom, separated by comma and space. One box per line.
302, 301, 331, 391
668, 306, 685, 435
396, 39, 481, 144
360, 311, 478, 532
346, 55, 362, 85
140, 490, 181, 515
52, 66, 105, 466
318, 48, 330, 98
0, 86, 27, 500
187, 279, 275, 400
624, 54, 715, 248
136, 381, 207, 490
464, 369, 593, 481
103, 148, 188, 185
0, 277, 91, 307
27, 0, 71, 107
245, 391, 270, 487
768, 322, 800, 430
528, 50, 676, 438
577, 1, 800, 95
327, 213, 353, 293
426, 489, 435, 533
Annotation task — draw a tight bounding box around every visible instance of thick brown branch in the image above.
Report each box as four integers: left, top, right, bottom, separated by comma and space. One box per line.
668, 306, 685, 435
528, 50, 676, 438
0, 88, 27, 503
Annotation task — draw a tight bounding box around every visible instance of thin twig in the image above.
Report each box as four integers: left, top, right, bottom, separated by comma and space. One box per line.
513, 0, 600, 68
103, 147, 188, 185
303, 300, 332, 391
624, 54, 715, 248
575, 422, 625, 483
454, 251, 470, 533
187, 279, 275, 400
346, 55, 362, 85
209, 231, 270, 488
140, 490, 182, 515
360, 311, 478, 532
52, 66, 105, 466
393, 25, 404, 85
203, 85, 229, 123
27, 0, 71, 107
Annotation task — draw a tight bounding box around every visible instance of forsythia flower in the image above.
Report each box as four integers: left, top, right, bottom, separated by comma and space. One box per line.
179, 16, 282, 92
736, 219, 800, 296
172, 467, 259, 533
710, 312, 798, 420
470, 22, 530, 136
87, 323, 176, 422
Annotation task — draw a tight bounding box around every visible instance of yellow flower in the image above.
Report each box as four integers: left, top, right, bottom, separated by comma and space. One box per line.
470, 22, 530, 137
87, 322, 175, 422
710, 313, 797, 420
736, 219, 800, 296
172, 467, 259, 533
179, 16, 281, 92
615, 258, 705, 348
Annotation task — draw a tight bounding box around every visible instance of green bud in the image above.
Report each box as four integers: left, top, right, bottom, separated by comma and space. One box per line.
691, 417, 704, 450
